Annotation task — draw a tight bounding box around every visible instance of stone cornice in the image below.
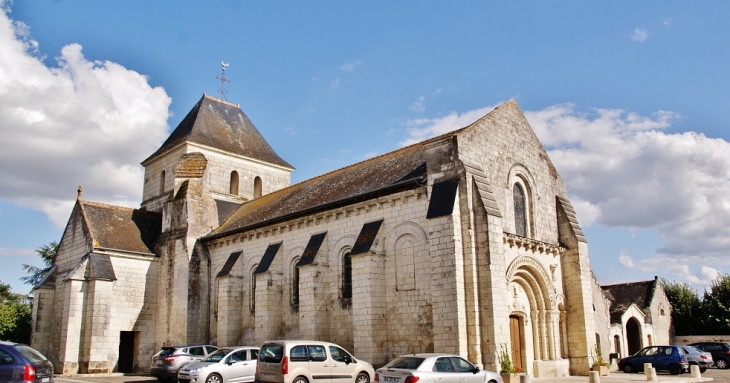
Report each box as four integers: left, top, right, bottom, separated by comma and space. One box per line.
502, 232, 564, 257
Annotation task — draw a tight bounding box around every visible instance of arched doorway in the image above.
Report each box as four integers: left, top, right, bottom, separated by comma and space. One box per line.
626, 317, 642, 355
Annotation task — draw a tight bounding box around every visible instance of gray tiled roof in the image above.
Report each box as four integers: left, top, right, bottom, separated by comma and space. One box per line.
80, 201, 161, 255
602, 279, 657, 323
143, 94, 292, 169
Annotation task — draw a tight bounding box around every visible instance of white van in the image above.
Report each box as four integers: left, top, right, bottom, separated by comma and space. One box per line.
256, 340, 374, 383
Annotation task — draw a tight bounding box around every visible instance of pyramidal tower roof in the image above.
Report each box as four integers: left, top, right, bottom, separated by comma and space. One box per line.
142, 94, 293, 169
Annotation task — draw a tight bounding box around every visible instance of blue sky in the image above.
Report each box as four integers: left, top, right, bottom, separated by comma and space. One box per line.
1, 1, 729, 294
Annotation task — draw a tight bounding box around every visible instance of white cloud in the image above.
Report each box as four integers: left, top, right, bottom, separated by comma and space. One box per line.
0, 6, 171, 227
409, 96, 426, 113
341, 61, 362, 72
400, 101, 730, 286
399, 104, 499, 146
663, 18, 673, 27
618, 252, 635, 269
631, 28, 649, 42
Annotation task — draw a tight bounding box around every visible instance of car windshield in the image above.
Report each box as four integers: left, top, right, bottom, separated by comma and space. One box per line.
383, 357, 425, 370
14, 345, 47, 364
203, 349, 231, 363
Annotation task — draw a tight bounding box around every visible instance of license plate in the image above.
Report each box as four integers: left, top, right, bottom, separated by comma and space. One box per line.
384, 377, 399, 382
262, 373, 277, 379
41, 378, 49, 383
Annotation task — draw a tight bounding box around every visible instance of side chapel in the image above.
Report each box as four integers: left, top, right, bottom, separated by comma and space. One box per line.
31, 94, 632, 378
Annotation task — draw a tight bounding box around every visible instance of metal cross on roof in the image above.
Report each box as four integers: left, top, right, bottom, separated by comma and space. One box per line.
216, 62, 230, 101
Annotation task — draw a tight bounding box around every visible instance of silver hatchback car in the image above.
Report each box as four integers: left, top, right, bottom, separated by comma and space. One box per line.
375, 354, 503, 383
178, 346, 258, 383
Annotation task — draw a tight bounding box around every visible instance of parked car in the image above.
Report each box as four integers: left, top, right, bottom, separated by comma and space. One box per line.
0, 341, 54, 383
375, 354, 503, 383
150, 344, 218, 382
689, 342, 730, 369
256, 340, 374, 383
178, 346, 258, 383
678, 345, 713, 373
618, 345, 688, 375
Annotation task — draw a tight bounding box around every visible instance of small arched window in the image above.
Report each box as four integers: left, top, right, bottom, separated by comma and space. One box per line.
230, 171, 239, 195
254, 176, 262, 198
513, 183, 527, 237
342, 251, 352, 302
292, 261, 300, 311
159, 170, 166, 195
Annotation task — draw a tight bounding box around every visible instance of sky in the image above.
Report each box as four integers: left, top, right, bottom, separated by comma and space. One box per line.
0, 0, 729, 295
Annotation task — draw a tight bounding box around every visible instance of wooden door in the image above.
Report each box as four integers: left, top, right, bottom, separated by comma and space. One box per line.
509, 315, 523, 370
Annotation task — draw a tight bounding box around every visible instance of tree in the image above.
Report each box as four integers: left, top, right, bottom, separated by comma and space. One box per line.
701, 274, 730, 335
21, 241, 57, 287
661, 279, 703, 335
0, 281, 31, 343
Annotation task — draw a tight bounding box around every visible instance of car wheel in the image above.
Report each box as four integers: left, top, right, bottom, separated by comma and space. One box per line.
293, 376, 309, 383
356, 372, 370, 383
622, 364, 633, 373
700, 367, 707, 373
669, 364, 681, 375
717, 359, 729, 369
206, 373, 223, 383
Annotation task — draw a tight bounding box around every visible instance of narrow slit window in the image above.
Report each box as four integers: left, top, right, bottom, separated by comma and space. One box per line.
342, 251, 352, 300
159, 170, 166, 195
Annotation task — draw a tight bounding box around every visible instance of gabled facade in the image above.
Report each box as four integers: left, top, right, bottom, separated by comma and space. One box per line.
33, 94, 607, 378
600, 278, 672, 361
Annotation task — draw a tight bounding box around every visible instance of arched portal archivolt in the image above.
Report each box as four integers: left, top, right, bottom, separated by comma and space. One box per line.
506, 255, 562, 363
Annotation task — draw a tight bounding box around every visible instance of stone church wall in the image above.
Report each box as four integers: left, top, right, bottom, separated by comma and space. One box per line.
142, 145, 187, 208
205, 187, 431, 361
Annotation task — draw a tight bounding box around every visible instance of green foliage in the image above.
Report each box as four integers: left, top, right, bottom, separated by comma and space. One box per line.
592, 343, 609, 367
499, 344, 517, 374
0, 281, 31, 343
21, 241, 57, 287
701, 274, 730, 335
661, 278, 703, 335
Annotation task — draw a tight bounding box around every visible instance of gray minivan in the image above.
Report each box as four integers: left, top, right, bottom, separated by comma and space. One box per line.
256, 340, 373, 383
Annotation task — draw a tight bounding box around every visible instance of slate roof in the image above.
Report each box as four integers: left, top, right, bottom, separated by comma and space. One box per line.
80, 201, 162, 255
207, 100, 529, 239
602, 279, 658, 323
142, 94, 292, 169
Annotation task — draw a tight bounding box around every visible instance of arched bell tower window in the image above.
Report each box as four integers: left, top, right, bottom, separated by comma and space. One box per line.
254, 176, 262, 198
159, 170, 166, 195
513, 183, 527, 237
230, 171, 239, 195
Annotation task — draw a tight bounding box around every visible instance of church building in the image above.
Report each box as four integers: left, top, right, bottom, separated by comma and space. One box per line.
30, 94, 642, 378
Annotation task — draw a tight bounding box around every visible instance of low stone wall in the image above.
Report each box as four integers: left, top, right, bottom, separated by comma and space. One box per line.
673, 335, 730, 345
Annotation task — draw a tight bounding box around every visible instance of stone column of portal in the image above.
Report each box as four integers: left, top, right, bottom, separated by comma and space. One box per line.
560, 311, 569, 358
539, 310, 549, 360
549, 310, 561, 359
531, 311, 541, 360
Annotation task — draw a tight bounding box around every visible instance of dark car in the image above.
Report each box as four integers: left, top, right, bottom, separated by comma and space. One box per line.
150, 344, 218, 382
0, 341, 54, 383
618, 345, 688, 375
689, 342, 730, 369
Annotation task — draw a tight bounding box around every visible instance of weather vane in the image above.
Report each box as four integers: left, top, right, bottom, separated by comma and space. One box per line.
217, 62, 230, 101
